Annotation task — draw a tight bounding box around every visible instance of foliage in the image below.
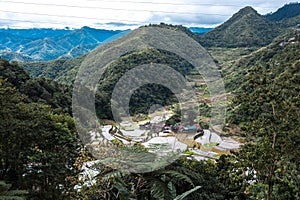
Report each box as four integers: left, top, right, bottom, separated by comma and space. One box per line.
95, 48, 195, 119
1, 4, 299, 199
0, 180, 28, 200
226, 39, 300, 199
72, 158, 226, 199
21, 56, 85, 85
224, 30, 300, 93
0, 61, 80, 199
0, 59, 72, 113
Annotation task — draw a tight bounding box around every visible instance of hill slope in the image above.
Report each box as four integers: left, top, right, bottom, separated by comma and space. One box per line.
199, 6, 281, 47
225, 30, 300, 93
0, 58, 72, 113
265, 2, 300, 21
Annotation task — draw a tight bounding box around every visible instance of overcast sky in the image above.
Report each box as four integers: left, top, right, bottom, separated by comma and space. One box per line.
0, 0, 297, 29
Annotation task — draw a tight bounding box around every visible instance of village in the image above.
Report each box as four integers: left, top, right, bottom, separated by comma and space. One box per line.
87, 69, 241, 162
87, 109, 241, 162
76, 110, 242, 189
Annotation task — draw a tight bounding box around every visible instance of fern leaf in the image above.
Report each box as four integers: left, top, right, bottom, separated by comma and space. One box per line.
174, 186, 202, 200
159, 170, 194, 186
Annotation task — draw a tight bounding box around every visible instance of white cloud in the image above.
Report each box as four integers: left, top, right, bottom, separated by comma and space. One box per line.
0, 0, 295, 29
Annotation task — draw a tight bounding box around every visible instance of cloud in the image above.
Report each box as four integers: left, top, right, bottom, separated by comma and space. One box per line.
0, 0, 295, 29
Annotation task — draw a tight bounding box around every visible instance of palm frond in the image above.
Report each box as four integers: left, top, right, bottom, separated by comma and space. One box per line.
101, 170, 129, 182
174, 186, 202, 200
149, 177, 173, 200
159, 170, 194, 186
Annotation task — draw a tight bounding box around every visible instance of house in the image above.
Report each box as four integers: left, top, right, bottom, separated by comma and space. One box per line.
139, 122, 151, 130
180, 124, 203, 133
151, 123, 165, 131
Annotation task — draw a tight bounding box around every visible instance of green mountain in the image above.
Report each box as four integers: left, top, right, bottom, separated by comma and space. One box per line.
279, 14, 300, 29
21, 23, 202, 85
1, 3, 300, 199
265, 2, 300, 30
265, 2, 300, 21
22, 25, 203, 119
199, 6, 281, 47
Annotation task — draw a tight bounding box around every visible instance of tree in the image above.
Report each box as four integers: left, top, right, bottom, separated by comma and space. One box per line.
0, 180, 28, 200
73, 157, 225, 200
0, 77, 80, 199
231, 64, 300, 199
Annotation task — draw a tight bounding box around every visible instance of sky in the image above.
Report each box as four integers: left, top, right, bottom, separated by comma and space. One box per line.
0, 0, 297, 30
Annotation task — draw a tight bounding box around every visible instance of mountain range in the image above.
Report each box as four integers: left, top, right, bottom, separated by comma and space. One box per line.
0, 27, 130, 61
1, 3, 300, 62
0, 25, 213, 62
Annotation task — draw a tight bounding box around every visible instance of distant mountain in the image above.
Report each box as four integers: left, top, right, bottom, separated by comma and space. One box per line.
0, 50, 34, 62
188, 27, 213, 34
199, 6, 281, 47
265, 2, 300, 21
0, 27, 130, 61
0, 28, 71, 39
0, 32, 32, 51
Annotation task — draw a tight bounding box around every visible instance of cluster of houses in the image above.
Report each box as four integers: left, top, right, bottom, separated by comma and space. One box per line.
139, 121, 204, 135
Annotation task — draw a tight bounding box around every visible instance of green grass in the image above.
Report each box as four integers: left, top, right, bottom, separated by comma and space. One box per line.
204, 142, 219, 149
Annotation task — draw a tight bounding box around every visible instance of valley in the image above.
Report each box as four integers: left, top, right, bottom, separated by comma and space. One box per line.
0, 2, 299, 200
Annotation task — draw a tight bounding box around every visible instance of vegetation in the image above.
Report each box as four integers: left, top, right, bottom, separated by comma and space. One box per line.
0, 180, 28, 200
265, 2, 300, 21
225, 31, 300, 199
225, 30, 300, 93
0, 61, 80, 199
199, 7, 281, 47
21, 56, 85, 85
0, 59, 72, 114
95, 48, 196, 119
0, 3, 299, 199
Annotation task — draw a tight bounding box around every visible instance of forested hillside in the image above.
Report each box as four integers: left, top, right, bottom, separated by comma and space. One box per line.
265, 2, 300, 21
226, 36, 300, 199
0, 59, 72, 113
0, 59, 81, 199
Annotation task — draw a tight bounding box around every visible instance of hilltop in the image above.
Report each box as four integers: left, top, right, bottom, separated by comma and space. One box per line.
199, 6, 281, 47
21, 23, 202, 84
265, 2, 300, 21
